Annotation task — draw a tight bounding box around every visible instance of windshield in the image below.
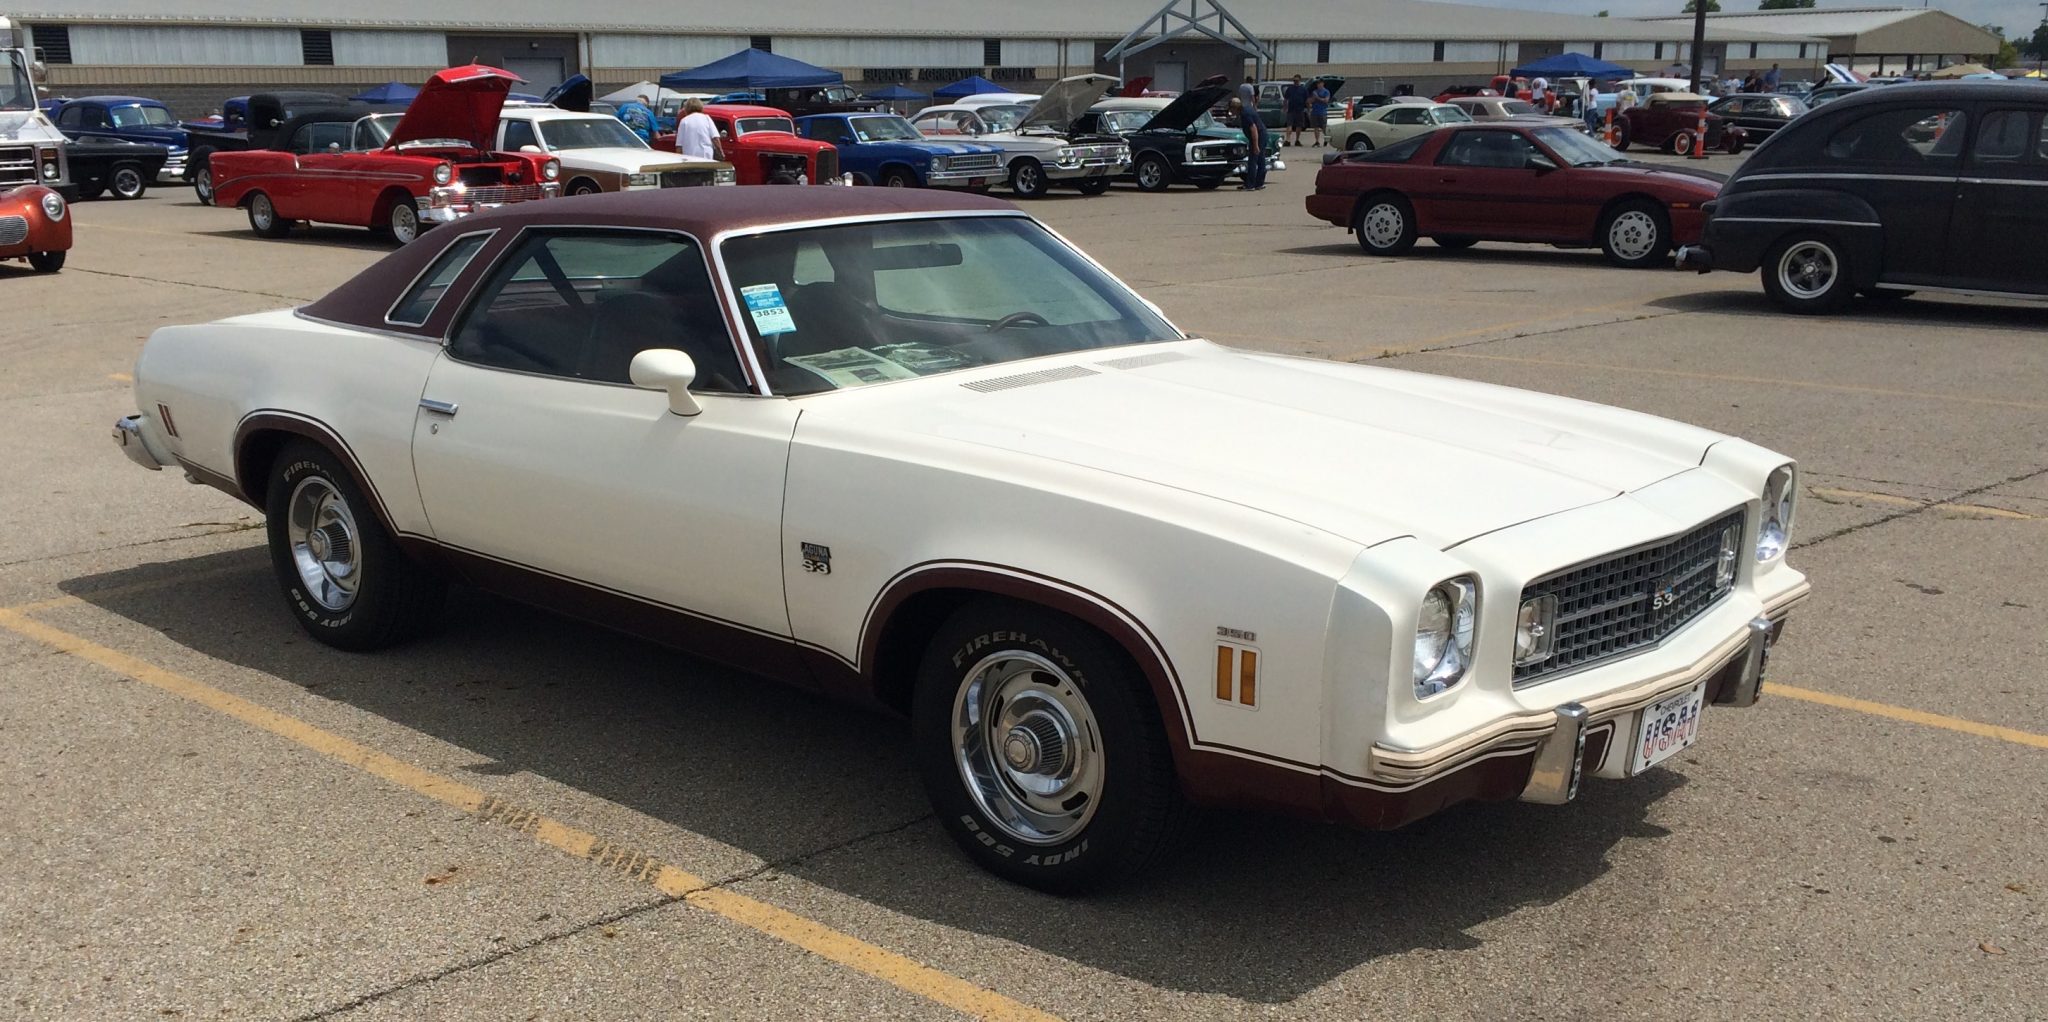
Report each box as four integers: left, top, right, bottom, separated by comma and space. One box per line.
1500, 101, 1538, 116
1434, 106, 1474, 123
360, 114, 398, 146
1, 51, 32, 111
722, 216, 1177, 396
1534, 126, 1623, 166
735, 116, 795, 136
111, 104, 175, 127
1100, 110, 1153, 133
540, 116, 646, 150
976, 105, 1028, 132
849, 115, 922, 141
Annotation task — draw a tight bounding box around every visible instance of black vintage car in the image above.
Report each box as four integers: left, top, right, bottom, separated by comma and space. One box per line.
61, 137, 170, 200
185, 91, 348, 205
1681, 82, 2048, 312
1071, 85, 1247, 191
1705, 93, 1809, 139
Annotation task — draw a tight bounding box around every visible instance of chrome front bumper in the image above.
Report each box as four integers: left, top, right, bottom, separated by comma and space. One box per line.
113, 414, 173, 470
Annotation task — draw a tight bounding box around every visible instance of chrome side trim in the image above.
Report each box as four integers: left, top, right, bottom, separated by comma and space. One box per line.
1959, 177, 2048, 187
1738, 172, 1959, 184
1712, 216, 1881, 228
1872, 282, 2048, 301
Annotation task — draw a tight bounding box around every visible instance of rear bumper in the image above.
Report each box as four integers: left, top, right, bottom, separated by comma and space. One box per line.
113, 414, 176, 470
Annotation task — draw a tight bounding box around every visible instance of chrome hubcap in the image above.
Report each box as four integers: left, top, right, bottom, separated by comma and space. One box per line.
1362, 202, 1404, 249
1348, 137, 1370, 151
196, 169, 212, 197
251, 195, 274, 229
1608, 210, 1659, 260
1016, 165, 1039, 191
392, 205, 417, 242
286, 477, 361, 612
115, 169, 142, 195
952, 651, 1103, 846
1138, 161, 1163, 187
1779, 241, 1838, 299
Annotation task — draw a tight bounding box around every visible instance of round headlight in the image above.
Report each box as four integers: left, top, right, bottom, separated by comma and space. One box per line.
41, 161, 59, 180
1758, 465, 1795, 562
433, 162, 453, 186
543, 158, 560, 181
40, 191, 65, 221
1414, 576, 1479, 699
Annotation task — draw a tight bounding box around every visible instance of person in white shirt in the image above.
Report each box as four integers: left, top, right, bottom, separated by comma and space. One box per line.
1529, 75, 1551, 112
675, 98, 723, 161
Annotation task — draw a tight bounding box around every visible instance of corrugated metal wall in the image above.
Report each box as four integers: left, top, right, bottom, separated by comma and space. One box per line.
331, 30, 446, 67
70, 25, 300, 65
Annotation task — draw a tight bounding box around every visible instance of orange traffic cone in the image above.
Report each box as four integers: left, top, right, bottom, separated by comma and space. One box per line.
1691, 106, 1710, 160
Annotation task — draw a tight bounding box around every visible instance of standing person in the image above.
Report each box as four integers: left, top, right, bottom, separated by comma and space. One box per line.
615, 93, 657, 143
1231, 97, 1266, 191
1238, 75, 1256, 111
1583, 80, 1603, 132
1530, 75, 1551, 112
1763, 63, 1782, 90
1282, 74, 1308, 147
1308, 78, 1332, 147
675, 98, 722, 161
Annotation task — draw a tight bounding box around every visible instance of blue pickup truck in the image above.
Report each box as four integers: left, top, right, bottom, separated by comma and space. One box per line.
52, 96, 190, 183
794, 112, 1006, 189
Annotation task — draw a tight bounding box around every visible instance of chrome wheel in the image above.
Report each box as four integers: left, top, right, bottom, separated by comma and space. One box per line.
951, 651, 1104, 846
194, 166, 214, 204
286, 476, 361, 613
249, 194, 276, 231
1362, 201, 1405, 249
112, 166, 145, 199
389, 202, 419, 244
1136, 157, 1166, 190
1347, 136, 1372, 152
1777, 240, 1838, 300
1607, 210, 1660, 262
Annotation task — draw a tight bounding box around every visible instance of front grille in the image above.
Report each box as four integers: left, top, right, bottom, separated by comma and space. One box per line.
1070, 144, 1125, 166
0, 215, 27, 246
1513, 508, 1744, 686
0, 145, 37, 187
944, 152, 1001, 172
660, 168, 715, 187
454, 184, 545, 205
455, 165, 504, 186
815, 148, 838, 180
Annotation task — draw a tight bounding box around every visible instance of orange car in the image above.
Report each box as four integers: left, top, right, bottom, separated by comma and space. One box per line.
1, 183, 71, 273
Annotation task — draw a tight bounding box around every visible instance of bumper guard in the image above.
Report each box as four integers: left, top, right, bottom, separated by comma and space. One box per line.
113, 414, 173, 470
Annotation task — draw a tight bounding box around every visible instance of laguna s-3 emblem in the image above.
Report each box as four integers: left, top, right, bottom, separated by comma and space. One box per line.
1650, 577, 1680, 611
800, 542, 831, 575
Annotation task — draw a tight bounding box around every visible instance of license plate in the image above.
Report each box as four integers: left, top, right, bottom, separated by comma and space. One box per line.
1632, 683, 1705, 774
970, 177, 988, 187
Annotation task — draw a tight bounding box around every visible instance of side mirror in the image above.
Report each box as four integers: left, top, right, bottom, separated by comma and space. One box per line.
1528, 154, 1559, 172
629, 348, 702, 416
519, 144, 542, 154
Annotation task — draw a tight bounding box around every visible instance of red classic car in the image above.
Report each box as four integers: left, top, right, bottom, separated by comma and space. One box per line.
209, 65, 560, 244
654, 104, 840, 184
1, 183, 71, 272
1306, 122, 1725, 269
1614, 93, 1746, 155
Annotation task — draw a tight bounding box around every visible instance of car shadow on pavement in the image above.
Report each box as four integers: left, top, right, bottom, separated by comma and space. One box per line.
188, 227, 402, 252
1649, 289, 2048, 330
1271, 242, 1616, 270
58, 548, 1682, 1003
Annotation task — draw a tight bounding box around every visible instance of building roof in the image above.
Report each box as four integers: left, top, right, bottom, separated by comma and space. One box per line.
8, 0, 1821, 43
1640, 7, 1996, 54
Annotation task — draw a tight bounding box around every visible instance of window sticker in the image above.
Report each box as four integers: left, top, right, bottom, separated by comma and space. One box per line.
741, 283, 797, 335
785, 347, 924, 388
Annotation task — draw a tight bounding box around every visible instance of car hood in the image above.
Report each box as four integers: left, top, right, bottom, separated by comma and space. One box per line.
386, 65, 521, 149
899, 139, 1004, 155
560, 147, 717, 172
1019, 74, 1121, 131
809, 342, 1723, 549
0, 110, 66, 143
1139, 85, 1233, 132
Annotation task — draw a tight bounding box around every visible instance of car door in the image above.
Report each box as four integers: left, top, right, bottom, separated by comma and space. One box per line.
409, 227, 800, 647
1802, 103, 1966, 284
1372, 106, 1427, 145
1428, 129, 1570, 238
287, 122, 360, 224
1949, 105, 2048, 294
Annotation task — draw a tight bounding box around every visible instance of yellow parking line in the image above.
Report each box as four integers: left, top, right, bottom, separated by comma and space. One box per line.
108, 372, 132, 382
1431, 351, 2048, 411
1808, 487, 2038, 521
0, 605, 1060, 1022
1770, 683, 2048, 751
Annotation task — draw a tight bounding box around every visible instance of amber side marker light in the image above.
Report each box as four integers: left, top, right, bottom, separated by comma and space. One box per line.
1215, 643, 1258, 708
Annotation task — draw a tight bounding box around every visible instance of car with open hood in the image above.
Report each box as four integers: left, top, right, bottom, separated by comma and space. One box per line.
795, 112, 1005, 188
207, 66, 559, 244
908, 74, 1129, 197
109, 187, 1807, 893
1309, 122, 1726, 269
1073, 86, 1248, 191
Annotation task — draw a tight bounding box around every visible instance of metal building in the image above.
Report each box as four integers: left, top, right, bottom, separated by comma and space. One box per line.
1641, 7, 2002, 76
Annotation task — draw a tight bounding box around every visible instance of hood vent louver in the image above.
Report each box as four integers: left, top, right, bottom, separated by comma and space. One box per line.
961, 365, 1100, 393
1095, 351, 1190, 371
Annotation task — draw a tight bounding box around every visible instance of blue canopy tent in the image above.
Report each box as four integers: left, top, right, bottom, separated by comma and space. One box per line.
1509, 53, 1634, 80
659, 49, 842, 91
933, 75, 1010, 99
350, 81, 419, 104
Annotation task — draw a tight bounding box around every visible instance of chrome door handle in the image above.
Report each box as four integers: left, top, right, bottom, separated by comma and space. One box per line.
419, 398, 458, 416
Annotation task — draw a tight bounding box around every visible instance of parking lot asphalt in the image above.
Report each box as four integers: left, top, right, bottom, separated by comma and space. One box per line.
1, 151, 2043, 1021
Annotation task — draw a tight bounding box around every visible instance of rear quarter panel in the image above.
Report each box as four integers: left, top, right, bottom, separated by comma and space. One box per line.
206, 150, 299, 209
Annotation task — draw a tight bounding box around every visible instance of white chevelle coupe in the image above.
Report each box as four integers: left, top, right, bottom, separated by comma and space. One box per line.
113, 188, 1809, 891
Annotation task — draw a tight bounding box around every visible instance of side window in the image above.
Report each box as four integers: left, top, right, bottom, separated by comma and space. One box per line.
1438, 131, 1541, 169
451, 231, 748, 393
57, 105, 80, 127
1720, 99, 1746, 115
388, 232, 492, 326
352, 120, 381, 152
501, 119, 540, 152
1822, 107, 1966, 167
1972, 110, 2032, 165
287, 125, 317, 154
812, 119, 852, 144
87, 106, 112, 129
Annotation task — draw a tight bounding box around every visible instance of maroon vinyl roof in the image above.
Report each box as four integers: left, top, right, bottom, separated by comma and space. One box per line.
301, 187, 1019, 332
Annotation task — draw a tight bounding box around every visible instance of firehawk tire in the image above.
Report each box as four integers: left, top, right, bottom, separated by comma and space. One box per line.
1008, 158, 1050, 199
247, 192, 291, 238
264, 440, 446, 651
1354, 192, 1417, 256
912, 599, 1189, 893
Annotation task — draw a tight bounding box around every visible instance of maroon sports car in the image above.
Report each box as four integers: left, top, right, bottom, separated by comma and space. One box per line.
1305, 122, 1726, 269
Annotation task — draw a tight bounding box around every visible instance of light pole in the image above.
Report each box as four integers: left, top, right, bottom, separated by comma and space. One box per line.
1691, 2, 1709, 93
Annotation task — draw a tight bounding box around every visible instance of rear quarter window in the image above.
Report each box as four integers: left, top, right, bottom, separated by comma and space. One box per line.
1820, 107, 1966, 167
1351, 134, 1430, 163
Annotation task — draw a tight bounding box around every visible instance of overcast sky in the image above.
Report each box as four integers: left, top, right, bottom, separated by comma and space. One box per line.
1478, 0, 2039, 38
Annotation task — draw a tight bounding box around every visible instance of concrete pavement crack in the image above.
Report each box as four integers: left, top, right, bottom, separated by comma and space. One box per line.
1794, 464, 2048, 551
68, 266, 314, 303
